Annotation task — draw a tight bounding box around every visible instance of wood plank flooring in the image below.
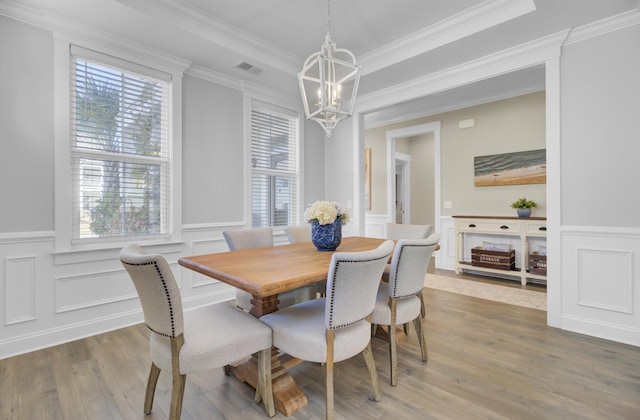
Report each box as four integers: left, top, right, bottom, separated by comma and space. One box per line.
1, 285, 639, 419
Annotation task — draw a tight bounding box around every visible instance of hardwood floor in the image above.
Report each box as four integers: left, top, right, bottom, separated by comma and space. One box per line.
2, 287, 639, 419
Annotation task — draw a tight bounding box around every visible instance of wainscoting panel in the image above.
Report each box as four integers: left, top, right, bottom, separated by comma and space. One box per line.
4, 256, 36, 325
55, 266, 175, 314
189, 238, 227, 288
577, 248, 633, 313
0, 226, 240, 359
561, 226, 640, 346
364, 214, 388, 239
438, 216, 456, 271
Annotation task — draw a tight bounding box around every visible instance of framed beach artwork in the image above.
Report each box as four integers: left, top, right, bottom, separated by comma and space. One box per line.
474, 149, 546, 187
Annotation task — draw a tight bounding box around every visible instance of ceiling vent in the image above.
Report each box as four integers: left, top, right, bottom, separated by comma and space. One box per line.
235, 61, 264, 76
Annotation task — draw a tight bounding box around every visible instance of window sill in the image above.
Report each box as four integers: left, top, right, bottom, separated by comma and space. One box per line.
53, 240, 184, 266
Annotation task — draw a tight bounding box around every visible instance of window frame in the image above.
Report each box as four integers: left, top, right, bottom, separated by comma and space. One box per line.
54, 36, 185, 252
247, 98, 303, 230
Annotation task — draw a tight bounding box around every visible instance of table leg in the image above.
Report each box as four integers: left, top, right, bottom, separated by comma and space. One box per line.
232, 293, 309, 416
230, 349, 308, 416
248, 294, 279, 318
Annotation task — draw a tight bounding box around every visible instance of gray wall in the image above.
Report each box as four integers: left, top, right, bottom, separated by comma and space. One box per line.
0, 16, 54, 232
182, 76, 245, 224
561, 24, 640, 228
0, 15, 324, 233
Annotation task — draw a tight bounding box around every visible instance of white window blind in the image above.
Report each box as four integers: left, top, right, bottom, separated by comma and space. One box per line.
70, 48, 170, 241
250, 102, 300, 228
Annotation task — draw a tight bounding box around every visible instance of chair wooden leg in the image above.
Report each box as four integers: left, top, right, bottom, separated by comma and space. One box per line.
361, 341, 381, 402
418, 290, 426, 318
169, 372, 186, 420
144, 363, 161, 414
389, 298, 398, 386
256, 348, 275, 417
413, 317, 428, 362
325, 330, 335, 420
169, 335, 186, 420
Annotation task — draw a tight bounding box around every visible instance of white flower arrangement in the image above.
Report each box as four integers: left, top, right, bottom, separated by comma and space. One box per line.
304, 201, 350, 225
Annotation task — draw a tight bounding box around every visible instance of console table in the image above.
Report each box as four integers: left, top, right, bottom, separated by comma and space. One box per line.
453, 215, 547, 285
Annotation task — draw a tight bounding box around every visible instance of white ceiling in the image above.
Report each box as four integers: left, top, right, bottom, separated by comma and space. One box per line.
2, 0, 638, 124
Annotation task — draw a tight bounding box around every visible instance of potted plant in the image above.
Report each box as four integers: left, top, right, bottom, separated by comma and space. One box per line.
304, 201, 350, 251
510, 197, 537, 218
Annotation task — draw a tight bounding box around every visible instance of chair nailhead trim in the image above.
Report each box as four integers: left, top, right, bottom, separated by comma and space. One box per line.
328, 254, 389, 330
392, 244, 428, 299
123, 260, 176, 338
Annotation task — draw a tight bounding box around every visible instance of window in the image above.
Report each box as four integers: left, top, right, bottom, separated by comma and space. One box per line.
250, 101, 300, 228
70, 47, 170, 241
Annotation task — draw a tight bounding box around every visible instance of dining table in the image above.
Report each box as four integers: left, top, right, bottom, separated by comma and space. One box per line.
178, 235, 387, 416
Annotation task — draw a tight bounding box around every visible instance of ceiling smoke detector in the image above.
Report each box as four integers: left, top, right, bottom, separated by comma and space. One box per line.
235, 61, 264, 76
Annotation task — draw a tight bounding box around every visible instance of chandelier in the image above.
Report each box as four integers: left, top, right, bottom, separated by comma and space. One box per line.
298, 0, 361, 138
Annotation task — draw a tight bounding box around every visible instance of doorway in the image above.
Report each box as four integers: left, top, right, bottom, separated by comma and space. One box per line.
385, 122, 441, 229
395, 153, 411, 224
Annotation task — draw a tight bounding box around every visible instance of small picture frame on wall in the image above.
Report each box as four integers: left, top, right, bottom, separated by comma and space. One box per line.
474, 149, 546, 187
364, 148, 372, 210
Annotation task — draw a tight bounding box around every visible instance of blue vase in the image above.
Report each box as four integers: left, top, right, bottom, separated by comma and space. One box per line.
311, 219, 343, 251
517, 208, 531, 218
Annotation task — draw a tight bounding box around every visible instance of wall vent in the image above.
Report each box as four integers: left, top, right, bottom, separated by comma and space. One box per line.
235, 61, 264, 76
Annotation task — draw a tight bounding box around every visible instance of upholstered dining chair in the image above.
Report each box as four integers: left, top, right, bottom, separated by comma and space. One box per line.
385, 222, 433, 241
385, 222, 434, 318
119, 244, 275, 419
371, 233, 440, 386
284, 224, 311, 244
260, 240, 394, 420
223, 227, 316, 311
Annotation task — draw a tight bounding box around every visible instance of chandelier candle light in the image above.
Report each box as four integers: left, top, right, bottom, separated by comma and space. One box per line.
298, 0, 361, 138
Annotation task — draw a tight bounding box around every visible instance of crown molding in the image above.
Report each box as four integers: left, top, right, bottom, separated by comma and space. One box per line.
364, 84, 544, 129
0, 0, 192, 75
357, 29, 569, 114
187, 65, 299, 110
112, 0, 300, 75
359, 0, 536, 75
0, 0, 53, 29
565, 7, 640, 46
186, 65, 244, 91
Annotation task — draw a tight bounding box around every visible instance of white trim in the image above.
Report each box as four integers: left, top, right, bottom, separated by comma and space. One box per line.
53, 36, 185, 253
365, 84, 544, 129
186, 64, 244, 91
360, 0, 536, 75
561, 225, 640, 237
0, 231, 54, 244
182, 221, 246, 233
385, 122, 442, 235
545, 56, 561, 327
187, 65, 301, 110
357, 30, 569, 113
565, 8, 640, 46
117, 0, 300, 76
244, 95, 303, 229
4, 255, 37, 325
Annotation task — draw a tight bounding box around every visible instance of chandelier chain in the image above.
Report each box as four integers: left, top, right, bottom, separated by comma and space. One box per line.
326, 0, 331, 35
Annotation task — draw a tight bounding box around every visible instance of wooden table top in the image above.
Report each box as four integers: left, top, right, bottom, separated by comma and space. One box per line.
178, 236, 387, 298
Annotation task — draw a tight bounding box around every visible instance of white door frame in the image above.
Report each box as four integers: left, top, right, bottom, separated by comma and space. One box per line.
386, 122, 441, 229
395, 152, 411, 223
